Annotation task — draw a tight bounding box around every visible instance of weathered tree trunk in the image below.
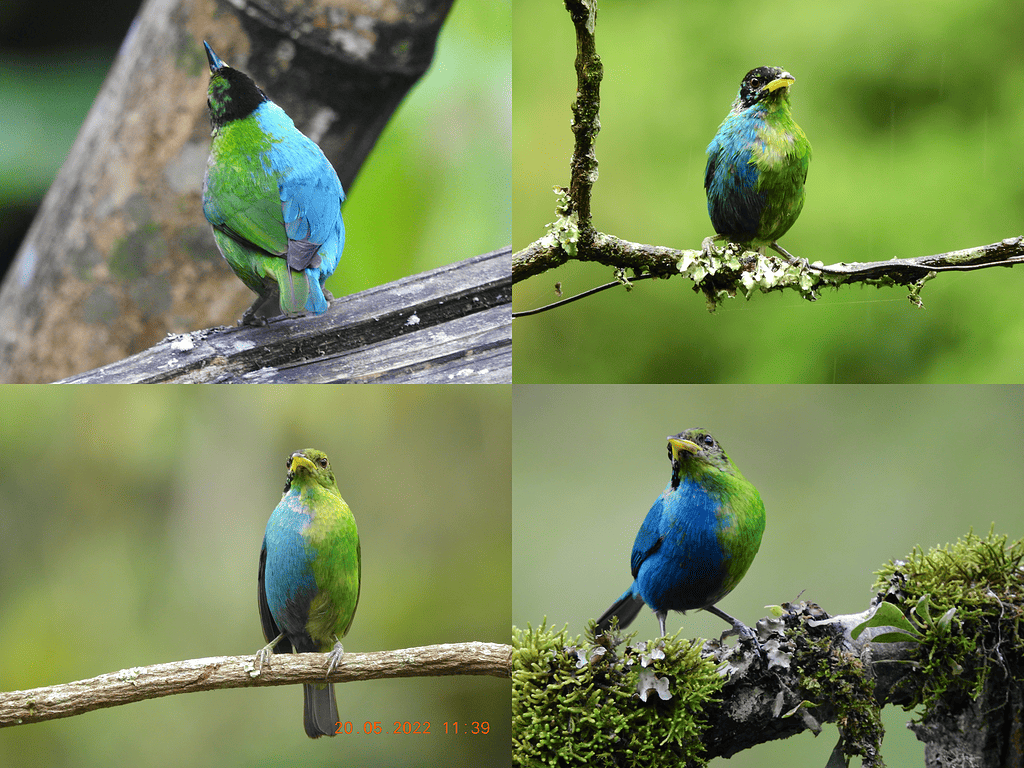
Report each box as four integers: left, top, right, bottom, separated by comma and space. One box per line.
0, 0, 454, 383
912, 678, 1024, 768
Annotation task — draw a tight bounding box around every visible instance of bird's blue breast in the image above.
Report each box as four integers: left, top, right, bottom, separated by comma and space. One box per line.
262, 489, 319, 636
254, 103, 346, 313
705, 108, 767, 241
629, 476, 732, 612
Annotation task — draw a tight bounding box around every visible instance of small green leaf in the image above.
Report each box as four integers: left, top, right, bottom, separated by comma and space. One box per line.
913, 594, 933, 624
851, 602, 922, 640
869, 630, 922, 644
936, 606, 957, 632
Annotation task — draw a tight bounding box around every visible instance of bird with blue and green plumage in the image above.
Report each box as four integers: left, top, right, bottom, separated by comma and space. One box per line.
704, 66, 811, 262
596, 429, 765, 645
257, 449, 360, 738
202, 42, 345, 325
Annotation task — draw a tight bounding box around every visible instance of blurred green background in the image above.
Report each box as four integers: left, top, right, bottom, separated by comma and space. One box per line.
512, 0, 1024, 383
0, 0, 510, 294
0, 386, 511, 767
513, 384, 1024, 766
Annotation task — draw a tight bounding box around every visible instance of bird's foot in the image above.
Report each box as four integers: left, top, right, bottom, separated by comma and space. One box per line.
706, 606, 765, 663
239, 309, 269, 327
325, 638, 345, 679
727, 621, 766, 663
701, 236, 720, 260
770, 242, 810, 270
255, 633, 285, 672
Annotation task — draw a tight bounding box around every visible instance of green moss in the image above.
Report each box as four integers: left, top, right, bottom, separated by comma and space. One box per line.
872, 528, 1024, 717
780, 604, 886, 767
512, 620, 725, 767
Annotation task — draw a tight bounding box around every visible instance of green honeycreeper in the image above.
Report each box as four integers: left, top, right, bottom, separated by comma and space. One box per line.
202, 42, 345, 325
704, 66, 811, 258
257, 449, 361, 739
596, 430, 765, 642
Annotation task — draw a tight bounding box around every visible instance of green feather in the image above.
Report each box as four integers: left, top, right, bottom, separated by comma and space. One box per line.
289, 449, 361, 653
751, 89, 811, 245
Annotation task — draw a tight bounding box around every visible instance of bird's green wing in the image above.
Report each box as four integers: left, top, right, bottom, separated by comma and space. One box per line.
204, 166, 289, 257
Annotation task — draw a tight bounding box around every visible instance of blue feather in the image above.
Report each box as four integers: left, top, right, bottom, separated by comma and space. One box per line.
255, 104, 346, 314
261, 492, 318, 642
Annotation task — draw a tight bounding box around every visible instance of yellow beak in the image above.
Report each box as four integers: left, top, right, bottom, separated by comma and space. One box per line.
289, 454, 316, 474
766, 75, 795, 93
667, 437, 701, 459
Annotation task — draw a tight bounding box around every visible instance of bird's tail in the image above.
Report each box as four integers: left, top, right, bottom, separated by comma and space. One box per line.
255, 259, 311, 315
303, 682, 339, 739
595, 590, 647, 634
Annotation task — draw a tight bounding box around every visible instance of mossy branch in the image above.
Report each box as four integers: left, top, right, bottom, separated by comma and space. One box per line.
0, 642, 511, 728
512, 530, 1024, 768
511, 1, 1024, 312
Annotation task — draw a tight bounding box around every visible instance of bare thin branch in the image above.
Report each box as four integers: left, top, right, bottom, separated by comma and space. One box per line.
0, 642, 511, 728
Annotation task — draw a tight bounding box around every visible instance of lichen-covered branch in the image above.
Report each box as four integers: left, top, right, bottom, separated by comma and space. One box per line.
512, 531, 1024, 767
514, 227, 1024, 311
511, 0, 1024, 311
565, 0, 601, 231
0, 642, 511, 728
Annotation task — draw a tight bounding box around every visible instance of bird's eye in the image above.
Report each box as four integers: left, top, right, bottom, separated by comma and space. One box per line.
702, 434, 715, 448
318, 457, 329, 468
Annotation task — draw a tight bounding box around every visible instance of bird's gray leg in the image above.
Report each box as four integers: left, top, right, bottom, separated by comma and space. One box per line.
255, 632, 285, 671
656, 610, 668, 637
240, 294, 277, 326
702, 234, 725, 260
325, 635, 345, 678
705, 605, 763, 658
770, 241, 809, 269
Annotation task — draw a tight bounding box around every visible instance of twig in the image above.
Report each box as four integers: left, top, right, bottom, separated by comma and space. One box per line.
566, 0, 601, 231
0, 642, 511, 728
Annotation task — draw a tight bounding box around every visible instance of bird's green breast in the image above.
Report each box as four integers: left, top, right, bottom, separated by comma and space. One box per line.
750, 98, 810, 175
748, 99, 810, 243
294, 479, 361, 647
716, 477, 765, 590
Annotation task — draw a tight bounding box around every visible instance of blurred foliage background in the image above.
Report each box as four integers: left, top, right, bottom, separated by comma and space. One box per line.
0, 385, 511, 767
513, 384, 1024, 766
513, 0, 1024, 383
0, 0, 510, 295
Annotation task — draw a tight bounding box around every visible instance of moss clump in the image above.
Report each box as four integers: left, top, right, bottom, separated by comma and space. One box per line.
768, 603, 885, 767
512, 620, 725, 767
872, 529, 1024, 716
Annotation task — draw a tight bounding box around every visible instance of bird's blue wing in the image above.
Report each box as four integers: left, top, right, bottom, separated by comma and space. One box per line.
256, 103, 346, 312
257, 537, 292, 653
630, 496, 666, 579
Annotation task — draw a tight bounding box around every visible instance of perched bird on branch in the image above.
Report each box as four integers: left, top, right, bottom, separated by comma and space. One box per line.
257, 449, 361, 738
596, 430, 765, 643
202, 41, 345, 325
704, 66, 811, 258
